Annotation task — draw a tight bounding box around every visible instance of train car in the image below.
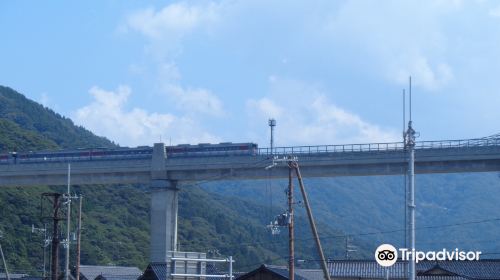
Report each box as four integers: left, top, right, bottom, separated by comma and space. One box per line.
166, 142, 258, 157
0, 154, 9, 164
5, 146, 154, 164
0, 143, 256, 164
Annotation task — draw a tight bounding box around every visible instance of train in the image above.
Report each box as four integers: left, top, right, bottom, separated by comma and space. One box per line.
167, 142, 257, 157
0, 142, 258, 164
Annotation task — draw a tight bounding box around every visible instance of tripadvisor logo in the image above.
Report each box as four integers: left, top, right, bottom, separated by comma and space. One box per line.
375, 244, 482, 267
375, 244, 398, 267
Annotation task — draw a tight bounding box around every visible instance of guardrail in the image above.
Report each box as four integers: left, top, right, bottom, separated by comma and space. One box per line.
257, 137, 500, 156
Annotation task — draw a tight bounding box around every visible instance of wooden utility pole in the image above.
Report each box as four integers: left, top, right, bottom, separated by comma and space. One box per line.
42, 193, 63, 280
292, 162, 331, 280
51, 194, 62, 280
287, 162, 294, 280
75, 195, 83, 280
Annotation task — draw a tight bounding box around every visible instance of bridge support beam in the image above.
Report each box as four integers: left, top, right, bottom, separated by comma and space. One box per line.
149, 142, 179, 263
150, 179, 179, 262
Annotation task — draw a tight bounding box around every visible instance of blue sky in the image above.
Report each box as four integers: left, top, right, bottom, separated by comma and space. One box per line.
1, 0, 500, 147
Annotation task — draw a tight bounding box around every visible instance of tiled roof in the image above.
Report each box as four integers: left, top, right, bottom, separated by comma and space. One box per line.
238, 260, 500, 280
416, 277, 468, 280
0, 273, 29, 279
428, 260, 500, 279
147, 262, 169, 280
329, 260, 409, 278
78, 265, 142, 280
294, 268, 326, 280
265, 265, 310, 280
328, 260, 500, 279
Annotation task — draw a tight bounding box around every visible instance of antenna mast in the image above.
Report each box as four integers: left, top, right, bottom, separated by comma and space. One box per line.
269, 119, 276, 155
405, 76, 417, 280
403, 89, 406, 142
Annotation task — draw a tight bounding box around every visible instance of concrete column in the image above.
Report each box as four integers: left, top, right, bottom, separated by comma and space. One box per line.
150, 179, 179, 262
150, 142, 179, 263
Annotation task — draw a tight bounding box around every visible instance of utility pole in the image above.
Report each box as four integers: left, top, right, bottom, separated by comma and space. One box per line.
287, 162, 294, 280
344, 236, 356, 260
0, 231, 10, 280
65, 164, 71, 280
405, 77, 417, 280
269, 119, 276, 155
75, 195, 83, 280
43, 193, 63, 280
32, 224, 49, 278
267, 156, 329, 280
291, 162, 331, 280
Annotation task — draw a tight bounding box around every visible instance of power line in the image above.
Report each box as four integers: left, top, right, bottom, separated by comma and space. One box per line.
180, 216, 500, 251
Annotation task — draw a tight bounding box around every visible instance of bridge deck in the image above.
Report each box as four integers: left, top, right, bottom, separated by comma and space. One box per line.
1, 141, 500, 187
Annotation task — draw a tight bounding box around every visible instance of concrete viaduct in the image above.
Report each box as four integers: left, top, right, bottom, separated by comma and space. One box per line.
1, 139, 500, 263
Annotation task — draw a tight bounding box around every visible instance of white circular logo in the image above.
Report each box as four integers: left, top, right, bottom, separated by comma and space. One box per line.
375, 244, 398, 267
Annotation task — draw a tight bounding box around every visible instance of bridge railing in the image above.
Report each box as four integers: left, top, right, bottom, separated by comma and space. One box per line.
257, 137, 500, 156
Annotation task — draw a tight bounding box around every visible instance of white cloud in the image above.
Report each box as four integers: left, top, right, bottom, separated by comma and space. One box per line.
489, 5, 500, 17
123, 2, 226, 118
125, 2, 221, 40
165, 84, 224, 116
73, 86, 220, 147
246, 97, 283, 119
325, 0, 457, 91
246, 77, 399, 146
392, 55, 454, 91
40, 92, 50, 107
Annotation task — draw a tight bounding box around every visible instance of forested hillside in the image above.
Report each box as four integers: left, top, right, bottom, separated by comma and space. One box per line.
3, 85, 498, 276
0, 86, 115, 150
0, 86, 352, 275
204, 173, 500, 258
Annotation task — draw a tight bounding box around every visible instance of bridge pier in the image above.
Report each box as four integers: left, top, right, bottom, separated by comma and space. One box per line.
150, 179, 179, 262
149, 143, 180, 262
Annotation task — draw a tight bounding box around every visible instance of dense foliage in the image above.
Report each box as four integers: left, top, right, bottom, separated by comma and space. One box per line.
2, 85, 498, 277
0, 86, 115, 150
0, 86, 348, 275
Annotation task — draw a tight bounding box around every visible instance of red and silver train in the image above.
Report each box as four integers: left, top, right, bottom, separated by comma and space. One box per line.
0, 142, 258, 164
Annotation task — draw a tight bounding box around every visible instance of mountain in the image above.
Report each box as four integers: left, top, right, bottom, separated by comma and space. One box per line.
0, 86, 115, 150
3, 85, 497, 276
0, 86, 352, 275
203, 167, 500, 258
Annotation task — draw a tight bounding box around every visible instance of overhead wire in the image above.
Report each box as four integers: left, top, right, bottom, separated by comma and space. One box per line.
179, 215, 500, 252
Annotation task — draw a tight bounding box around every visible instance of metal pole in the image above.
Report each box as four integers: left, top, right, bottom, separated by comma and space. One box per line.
0, 242, 10, 280
288, 163, 294, 280
228, 256, 233, 280
43, 224, 47, 279
292, 162, 331, 280
403, 88, 408, 278
65, 164, 71, 280
406, 76, 416, 280
75, 195, 82, 280
408, 138, 415, 280
269, 119, 276, 155
345, 237, 348, 259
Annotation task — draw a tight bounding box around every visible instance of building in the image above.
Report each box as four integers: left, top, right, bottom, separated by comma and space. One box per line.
138, 251, 209, 280
74, 265, 142, 280
0, 273, 29, 280
236, 260, 500, 280
329, 260, 500, 279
